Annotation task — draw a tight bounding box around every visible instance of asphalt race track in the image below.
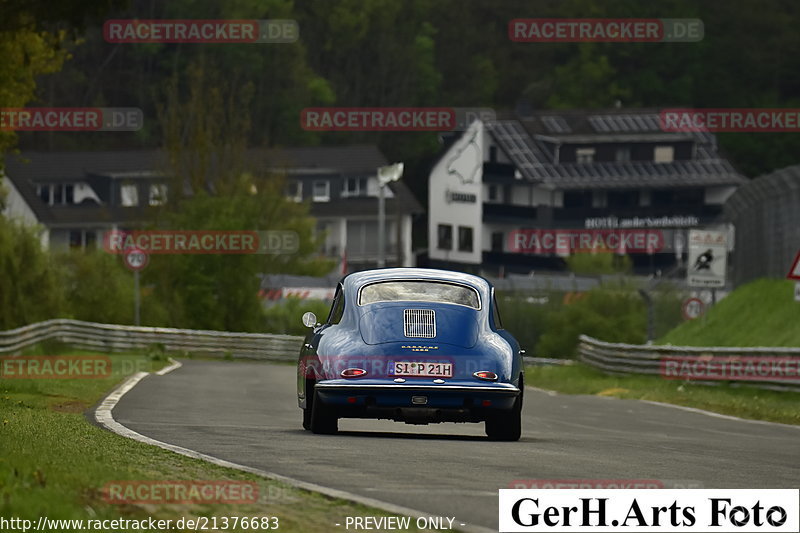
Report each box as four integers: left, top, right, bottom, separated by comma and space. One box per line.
111, 360, 800, 531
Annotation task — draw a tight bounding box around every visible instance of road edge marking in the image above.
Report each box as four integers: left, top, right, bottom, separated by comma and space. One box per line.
155, 357, 182, 376
94, 371, 494, 533
526, 386, 800, 430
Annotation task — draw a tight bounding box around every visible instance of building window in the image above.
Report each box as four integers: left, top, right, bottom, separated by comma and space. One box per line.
458, 226, 473, 252
615, 147, 631, 162
654, 145, 675, 163
342, 177, 367, 197
491, 231, 504, 252
312, 180, 330, 202
489, 146, 498, 163
652, 188, 704, 206
149, 184, 167, 206
576, 147, 595, 163
563, 190, 593, 208
437, 224, 453, 250
287, 180, 303, 202
120, 184, 139, 207
488, 185, 499, 202
37, 185, 51, 204
607, 190, 640, 209
69, 230, 81, 248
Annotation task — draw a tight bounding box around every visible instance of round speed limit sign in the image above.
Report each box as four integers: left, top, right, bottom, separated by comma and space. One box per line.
681, 297, 705, 320
123, 247, 149, 272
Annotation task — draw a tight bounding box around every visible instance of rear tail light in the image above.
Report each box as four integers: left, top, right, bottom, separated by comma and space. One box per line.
473, 371, 498, 381
341, 368, 367, 378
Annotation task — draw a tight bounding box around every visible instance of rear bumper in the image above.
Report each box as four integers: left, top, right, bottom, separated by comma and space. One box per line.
314, 380, 520, 423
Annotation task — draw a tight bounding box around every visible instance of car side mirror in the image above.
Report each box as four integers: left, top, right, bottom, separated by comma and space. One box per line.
301, 312, 318, 328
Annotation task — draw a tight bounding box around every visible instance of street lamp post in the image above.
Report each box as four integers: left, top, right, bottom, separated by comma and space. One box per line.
376, 163, 403, 268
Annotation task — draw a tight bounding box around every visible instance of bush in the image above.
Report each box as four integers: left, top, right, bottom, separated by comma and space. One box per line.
262, 298, 332, 335
536, 283, 647, 358
496, 291, 559, 354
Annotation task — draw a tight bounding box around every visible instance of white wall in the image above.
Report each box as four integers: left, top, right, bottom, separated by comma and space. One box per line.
1, 175, 39, 226
429, 120, 484, 264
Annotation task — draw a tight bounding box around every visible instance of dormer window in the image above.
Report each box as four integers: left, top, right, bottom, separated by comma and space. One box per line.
121, 184, 139, 207
342, 177, 367, 197
654, 145, 675, 163
576, 147, 595, 163
312, 180, 330, 202
287, 180, 303, 202
149, 184, 168, 206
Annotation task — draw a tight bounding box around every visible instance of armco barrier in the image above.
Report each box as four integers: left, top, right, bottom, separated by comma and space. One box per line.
0, 319, 303, 361
2, 319, 564, 367
578, 334, 800, 390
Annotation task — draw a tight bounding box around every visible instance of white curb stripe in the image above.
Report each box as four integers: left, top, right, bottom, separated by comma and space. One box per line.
155, 358, 182, 376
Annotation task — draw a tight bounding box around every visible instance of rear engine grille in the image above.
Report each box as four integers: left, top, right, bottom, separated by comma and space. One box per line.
403, 309, 436, 338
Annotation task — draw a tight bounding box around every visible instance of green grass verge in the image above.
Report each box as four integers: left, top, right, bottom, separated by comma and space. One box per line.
525, 363, 800, 425
658, 278, 800, 347
0, 350, 436, 532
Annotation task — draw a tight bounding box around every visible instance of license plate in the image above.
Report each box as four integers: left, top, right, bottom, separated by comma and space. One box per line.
393, 361, 453, 378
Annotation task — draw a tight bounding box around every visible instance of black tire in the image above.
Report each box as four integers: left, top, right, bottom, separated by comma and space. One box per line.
310, 388, 338, 434
302, 380, 314, 430
485, 376, 523, 441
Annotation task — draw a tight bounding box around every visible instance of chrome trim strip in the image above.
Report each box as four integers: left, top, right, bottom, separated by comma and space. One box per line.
315, 383, 520, 394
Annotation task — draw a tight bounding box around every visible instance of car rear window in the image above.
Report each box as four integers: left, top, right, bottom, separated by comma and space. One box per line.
358, 281, 480, 309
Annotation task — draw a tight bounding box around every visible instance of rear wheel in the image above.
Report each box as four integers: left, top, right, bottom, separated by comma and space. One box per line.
310, 388, 338, 434
485, 375, 523, 441
302, 379, 314, 430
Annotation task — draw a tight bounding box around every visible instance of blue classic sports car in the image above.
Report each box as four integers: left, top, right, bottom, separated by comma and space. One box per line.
297, 268, 524, 440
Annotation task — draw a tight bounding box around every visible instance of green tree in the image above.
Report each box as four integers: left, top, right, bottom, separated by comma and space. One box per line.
143, 61, 332, 332
0, 218, 65, 329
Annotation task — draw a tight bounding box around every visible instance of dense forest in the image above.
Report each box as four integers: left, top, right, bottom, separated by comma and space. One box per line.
5, 0, 800, 203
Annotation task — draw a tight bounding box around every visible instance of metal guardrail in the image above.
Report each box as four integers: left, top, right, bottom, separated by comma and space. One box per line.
578, 335, 800, 390
0, 319, 304, 361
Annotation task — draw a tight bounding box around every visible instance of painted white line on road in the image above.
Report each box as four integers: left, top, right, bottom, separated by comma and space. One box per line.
155, 357, 182, 376
639, 399, 800, 430
526, 386, 800, 430
95, 371, 494, 533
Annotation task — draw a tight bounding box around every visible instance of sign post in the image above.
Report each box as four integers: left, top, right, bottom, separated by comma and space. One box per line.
123, 247, 149, 326
687, 229, 728, 289
681, 297, 705, 320
787, 250, 800, 302
376, 163, 404, 268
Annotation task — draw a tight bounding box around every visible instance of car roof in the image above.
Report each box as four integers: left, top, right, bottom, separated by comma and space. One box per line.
342, 268, 491, 293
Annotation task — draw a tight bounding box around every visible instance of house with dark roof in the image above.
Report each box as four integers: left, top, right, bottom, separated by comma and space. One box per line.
1, 145, 423, 269
428, 109, 747, 275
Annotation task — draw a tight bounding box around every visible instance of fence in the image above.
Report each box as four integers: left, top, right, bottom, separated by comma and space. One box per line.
0, 319, 303, 361
579, 334, 800, 390
1, 319, 569, 367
